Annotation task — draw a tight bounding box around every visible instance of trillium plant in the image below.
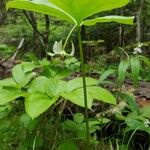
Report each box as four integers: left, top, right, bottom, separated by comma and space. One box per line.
3, 0, 134, 148
47, 40, 75, 57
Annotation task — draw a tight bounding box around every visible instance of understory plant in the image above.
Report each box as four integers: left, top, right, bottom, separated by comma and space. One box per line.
1, 0, 134, 148
96, 53, 150, 149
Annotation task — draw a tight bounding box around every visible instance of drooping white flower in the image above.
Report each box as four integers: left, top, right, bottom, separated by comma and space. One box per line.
138, 42, 143, 48
47, 40, 75, 57
133, 47, 142, 54
133, 42, 143, 54
144, 119, 150, 128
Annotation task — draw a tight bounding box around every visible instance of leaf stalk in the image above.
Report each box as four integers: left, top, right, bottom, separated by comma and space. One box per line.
77, 26, 90, 149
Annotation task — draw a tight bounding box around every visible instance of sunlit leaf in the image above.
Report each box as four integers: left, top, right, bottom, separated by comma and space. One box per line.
21, 62, 37, 73
28, 76, 48, 93
66, 77, 98, 92
82, 16, 134, 26
45, 79, 67, 97
62, 88, 93, 108
49, 0, 131, 25
0, 88, 25, 105
25, 92, 57, 119
87, 86, 116, 105
0, 78, 18, 88
7, 0, 133, 26
7, 0, 74, 23
12, 64, 33, 87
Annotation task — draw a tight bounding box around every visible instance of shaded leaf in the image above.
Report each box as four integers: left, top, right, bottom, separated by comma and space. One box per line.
120, 93, 140, 114
73, 113, 84, 124
20, 113, 38, 130
98, 69, 116, 84
118, 59, 129, 85
58, 142, 78, 150
130, 56, 140, 86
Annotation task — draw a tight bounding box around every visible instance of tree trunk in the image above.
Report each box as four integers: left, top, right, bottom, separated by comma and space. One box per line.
136, 0, 144, 42
0, 0, 7, 25
118, 9, 125, 46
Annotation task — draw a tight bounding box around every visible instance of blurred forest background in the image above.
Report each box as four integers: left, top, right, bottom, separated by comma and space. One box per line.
1, 0, 150, 149
0, 0, 150, 67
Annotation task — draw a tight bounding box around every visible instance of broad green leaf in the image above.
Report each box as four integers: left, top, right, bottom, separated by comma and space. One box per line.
82, 16, 134, 26
130, 56, 140, 86
125, 117, 149, 132
43, 66, 72, 79
45, 79, 67, 97
0, 87, 25, 105
49, 0, 131, 25
66, 77, 98, 92
7, 0, 132, 26
28, 76, 48, 93
52, 68, 72, 80
62, 88, 93, 109
125, 112, 150, 133
21, 62, 37, 73
25, 92, 57, 119
7, 0, 74, 23
0, 78, 18, 88
87, 86, 116, 105
118, 59, 129, 85
12, 64, 33, 87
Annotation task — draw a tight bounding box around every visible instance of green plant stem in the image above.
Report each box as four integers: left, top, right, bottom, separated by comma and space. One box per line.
77, 26, 90, 149
126, 128, 138, 150
63, 24, 77, 51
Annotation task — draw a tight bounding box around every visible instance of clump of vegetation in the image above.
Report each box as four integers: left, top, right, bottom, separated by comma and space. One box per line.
0, 0, 150, 149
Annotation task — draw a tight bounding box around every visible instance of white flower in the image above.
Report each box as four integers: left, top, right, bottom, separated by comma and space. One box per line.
138, 42, 143, 48
47, 40, 75, 57
133, 42, 143, 54
32, 72, 37, 76
110, 101, 127, 114
144, 119, 150, 128
133, 47, 142, 54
